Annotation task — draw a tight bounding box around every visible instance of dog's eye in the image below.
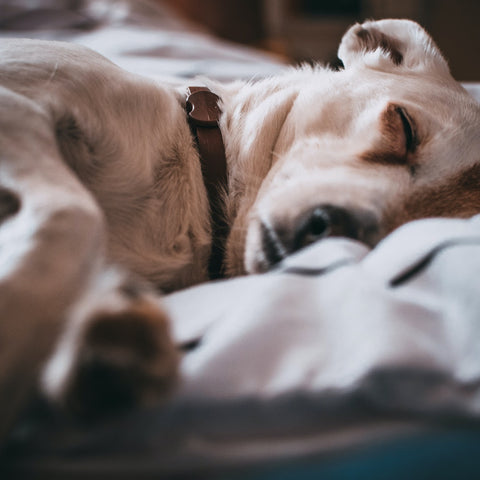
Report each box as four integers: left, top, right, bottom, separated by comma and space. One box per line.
360, 104, 418, 167
395, 106, 416, 153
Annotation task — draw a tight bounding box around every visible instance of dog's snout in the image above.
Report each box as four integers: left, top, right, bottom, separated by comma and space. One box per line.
260, 205, 377, 269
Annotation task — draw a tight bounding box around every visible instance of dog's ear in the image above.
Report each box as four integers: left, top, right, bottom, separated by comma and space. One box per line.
338, 19, 449, 75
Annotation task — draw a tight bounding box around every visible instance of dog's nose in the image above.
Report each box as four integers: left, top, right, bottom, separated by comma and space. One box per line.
294, 205, 361, 249
261, 205, 368, 267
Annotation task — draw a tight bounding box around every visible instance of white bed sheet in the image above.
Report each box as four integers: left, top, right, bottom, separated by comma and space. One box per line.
4, 216, 480, 477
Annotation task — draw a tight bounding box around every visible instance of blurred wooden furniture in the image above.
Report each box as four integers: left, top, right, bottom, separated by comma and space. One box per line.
264, 0, 480, 79
163, 0, 265, 45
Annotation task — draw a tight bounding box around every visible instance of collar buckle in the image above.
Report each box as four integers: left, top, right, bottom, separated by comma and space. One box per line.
186, 90, 221, 127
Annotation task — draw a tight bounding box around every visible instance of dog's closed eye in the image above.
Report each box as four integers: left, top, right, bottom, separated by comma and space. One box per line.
382, 103, 418, 160
395, 106, 417, 154
361, 103, 418, 168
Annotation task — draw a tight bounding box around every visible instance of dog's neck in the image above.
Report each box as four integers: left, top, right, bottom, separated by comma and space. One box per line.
181, 77, 298, 277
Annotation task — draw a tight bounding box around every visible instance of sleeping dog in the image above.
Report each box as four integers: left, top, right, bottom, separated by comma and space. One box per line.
0, 19, 479, 435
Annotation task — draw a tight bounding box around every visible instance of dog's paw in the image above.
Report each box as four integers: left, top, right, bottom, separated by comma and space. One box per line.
42, 278, 179, 420
66, 299, 178, 419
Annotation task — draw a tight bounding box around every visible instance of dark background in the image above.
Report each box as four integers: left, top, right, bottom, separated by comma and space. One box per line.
164, 0, 480, 81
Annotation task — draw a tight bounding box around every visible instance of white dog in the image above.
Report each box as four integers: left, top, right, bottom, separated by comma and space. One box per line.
0, 19, 479, 436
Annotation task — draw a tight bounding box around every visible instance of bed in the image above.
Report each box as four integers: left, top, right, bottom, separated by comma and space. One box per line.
1, 1, 480, 478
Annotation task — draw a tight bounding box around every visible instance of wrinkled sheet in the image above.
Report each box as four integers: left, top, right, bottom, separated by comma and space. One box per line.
3, 216, 480, 476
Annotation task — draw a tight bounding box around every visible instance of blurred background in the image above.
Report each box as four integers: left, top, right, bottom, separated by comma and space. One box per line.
164, 0, 480, 80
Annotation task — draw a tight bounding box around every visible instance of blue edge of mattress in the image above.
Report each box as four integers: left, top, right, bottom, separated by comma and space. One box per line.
1, 428, 479, 479
226, 430, 480, 480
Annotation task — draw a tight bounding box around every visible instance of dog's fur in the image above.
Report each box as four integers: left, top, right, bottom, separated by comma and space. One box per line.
0, 20, 479, 436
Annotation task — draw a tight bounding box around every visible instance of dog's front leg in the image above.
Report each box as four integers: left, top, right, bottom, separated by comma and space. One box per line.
0, 90, 108, 441
0, 90, 177, 439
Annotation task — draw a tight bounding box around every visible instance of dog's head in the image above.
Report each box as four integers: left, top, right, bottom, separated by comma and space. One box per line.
233, 19, 480, 274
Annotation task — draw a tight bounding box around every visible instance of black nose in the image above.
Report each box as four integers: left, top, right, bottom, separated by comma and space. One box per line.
294, 205, 361, 250
261, 205, 369, 268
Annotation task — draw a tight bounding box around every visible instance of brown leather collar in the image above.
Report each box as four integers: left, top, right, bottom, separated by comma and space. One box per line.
186, 86, 228, 279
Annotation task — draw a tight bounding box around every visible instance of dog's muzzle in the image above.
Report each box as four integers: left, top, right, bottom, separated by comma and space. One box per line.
260, 204, 379, 268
